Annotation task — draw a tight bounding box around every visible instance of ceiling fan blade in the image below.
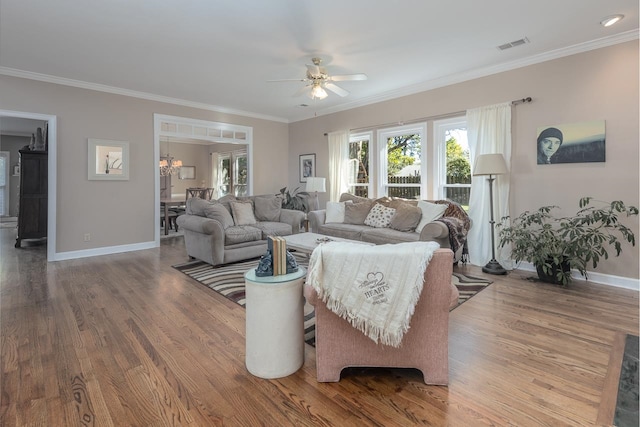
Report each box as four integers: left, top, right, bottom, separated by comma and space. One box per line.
325, 83, 349, 97
292, 85, 311, 97
267, 78, 308, 83
330, 73, 368, 82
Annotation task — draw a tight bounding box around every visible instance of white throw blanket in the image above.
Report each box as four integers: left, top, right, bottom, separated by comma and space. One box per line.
306, 241, 440, 347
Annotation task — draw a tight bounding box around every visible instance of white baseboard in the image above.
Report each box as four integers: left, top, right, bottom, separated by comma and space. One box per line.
53, 241, 157, 261
514, 261, 639, 291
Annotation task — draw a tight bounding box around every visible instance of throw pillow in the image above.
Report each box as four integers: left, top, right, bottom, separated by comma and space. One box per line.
389, 203, 422, 232
254, 196, 281, 222
373, 196, 393, 207
364, 203, 397, 228
415, 200, 448, 233
187, 198, 215, 217
230, 201, 257, 226
325, 201, 350, 223
344, 201, 374, 225
217, 194, 238, 214
339, 193, 370, 204
203, 203, 235, 229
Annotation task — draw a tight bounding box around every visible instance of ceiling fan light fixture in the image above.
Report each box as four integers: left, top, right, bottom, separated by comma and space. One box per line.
310, 84, 328, 100
600, 14, 624, 27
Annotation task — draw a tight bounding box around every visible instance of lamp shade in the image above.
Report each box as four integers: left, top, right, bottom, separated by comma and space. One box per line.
305, 177, 326, 192
473, 154, 508, 176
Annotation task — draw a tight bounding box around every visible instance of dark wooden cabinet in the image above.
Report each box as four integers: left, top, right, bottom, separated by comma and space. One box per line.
15, 150, 48, 248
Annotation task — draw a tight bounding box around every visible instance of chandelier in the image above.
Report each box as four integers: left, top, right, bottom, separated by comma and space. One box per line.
159, 156, 182, 176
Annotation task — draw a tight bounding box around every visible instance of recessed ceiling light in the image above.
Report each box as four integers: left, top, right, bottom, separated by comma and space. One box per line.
601, 14, 624, 27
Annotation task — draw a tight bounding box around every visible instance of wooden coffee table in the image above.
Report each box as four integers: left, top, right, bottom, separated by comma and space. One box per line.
283, 232, 372, 255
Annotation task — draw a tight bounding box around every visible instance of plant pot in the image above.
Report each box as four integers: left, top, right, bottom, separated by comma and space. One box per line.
535, 258, 570, 285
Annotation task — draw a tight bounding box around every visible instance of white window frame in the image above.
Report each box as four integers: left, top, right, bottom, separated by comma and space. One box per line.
376, 123, 427, 198
433, 116, 469, 201
348, 132, 372, 197
216, 148, 247, 197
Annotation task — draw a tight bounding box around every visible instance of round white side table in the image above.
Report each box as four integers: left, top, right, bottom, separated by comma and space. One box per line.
244, 267, 306, 379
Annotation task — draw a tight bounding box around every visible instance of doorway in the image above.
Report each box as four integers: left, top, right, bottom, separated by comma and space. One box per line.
0, 110, 57, 261
153, 114, 253, 244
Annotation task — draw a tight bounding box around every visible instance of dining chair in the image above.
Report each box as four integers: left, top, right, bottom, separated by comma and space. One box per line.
186, 188, 206, 200
186, 187, 215, 200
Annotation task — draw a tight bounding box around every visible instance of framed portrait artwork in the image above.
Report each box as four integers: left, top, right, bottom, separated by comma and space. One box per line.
88, 138, 130, 180
536, 120, 605, 165
299, 153, 316, 183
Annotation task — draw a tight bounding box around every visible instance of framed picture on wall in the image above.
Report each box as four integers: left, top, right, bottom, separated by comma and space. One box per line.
179, 166, 195, 180
536, 120, 605, 165
87, 138, 130, 180
299, 153, 315, 183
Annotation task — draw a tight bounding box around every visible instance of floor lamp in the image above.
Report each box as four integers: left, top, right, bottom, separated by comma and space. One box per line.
473, 153, 508, 275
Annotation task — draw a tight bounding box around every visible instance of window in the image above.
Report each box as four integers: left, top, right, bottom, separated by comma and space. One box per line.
348, 132, 371, 197
434, 118, 470, 209
233, 152, 248, 196
216, 149, 247, 197
377, 124, 426, 199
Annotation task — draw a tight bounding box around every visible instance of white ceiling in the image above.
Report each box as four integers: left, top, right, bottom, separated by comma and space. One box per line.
0, 0, 637, 124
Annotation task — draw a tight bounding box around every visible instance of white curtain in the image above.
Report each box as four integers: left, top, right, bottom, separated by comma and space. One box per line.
327, 130, 349, 201
210, 152, 220, 198
466, 102, 512, 268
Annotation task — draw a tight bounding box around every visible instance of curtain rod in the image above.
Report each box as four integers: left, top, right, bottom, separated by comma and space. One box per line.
324, 96, 532, 136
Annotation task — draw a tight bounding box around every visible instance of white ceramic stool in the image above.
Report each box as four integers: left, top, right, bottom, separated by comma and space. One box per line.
244, 267, 306, 379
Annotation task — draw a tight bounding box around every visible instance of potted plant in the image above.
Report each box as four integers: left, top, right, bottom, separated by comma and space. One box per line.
277, 187, 310, 212
497, 197, 638, 286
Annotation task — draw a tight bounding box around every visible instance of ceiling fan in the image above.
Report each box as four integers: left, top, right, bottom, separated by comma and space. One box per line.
268, 57, 367, 100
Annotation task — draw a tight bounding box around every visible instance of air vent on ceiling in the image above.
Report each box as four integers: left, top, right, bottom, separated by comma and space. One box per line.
497, 37, 530, 51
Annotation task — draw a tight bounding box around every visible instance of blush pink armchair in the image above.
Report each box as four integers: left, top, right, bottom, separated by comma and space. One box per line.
303, 248, 458, 385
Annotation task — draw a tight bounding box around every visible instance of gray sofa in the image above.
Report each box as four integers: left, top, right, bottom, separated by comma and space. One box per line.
308, 193, 471, 262
177, 194, 305, 266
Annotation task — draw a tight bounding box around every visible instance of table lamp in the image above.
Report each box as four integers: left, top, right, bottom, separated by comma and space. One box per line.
305, 177, 326, 211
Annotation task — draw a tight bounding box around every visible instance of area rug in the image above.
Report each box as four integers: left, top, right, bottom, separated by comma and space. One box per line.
173, 255, 492, 346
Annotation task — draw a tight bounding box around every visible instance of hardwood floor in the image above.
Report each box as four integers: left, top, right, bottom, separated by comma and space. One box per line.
1, 228, 637, 426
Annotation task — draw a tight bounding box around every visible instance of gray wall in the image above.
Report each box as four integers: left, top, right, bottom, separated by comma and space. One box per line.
0, 75, 289, 253
289, 41, 639, 280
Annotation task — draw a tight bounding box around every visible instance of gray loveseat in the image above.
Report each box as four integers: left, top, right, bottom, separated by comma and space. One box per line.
308, 193, 471, 262
177, 194, 305, 266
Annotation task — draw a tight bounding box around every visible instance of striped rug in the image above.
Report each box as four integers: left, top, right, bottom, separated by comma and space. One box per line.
173, 254, 492, 346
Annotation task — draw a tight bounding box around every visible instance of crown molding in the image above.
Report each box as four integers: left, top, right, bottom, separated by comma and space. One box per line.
290, 29, 640, 122
0, 67, 290, 124
2, 29, 637, 125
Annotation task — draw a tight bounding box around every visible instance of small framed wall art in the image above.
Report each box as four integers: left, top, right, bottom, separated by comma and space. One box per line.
179, 166, 196, 180
299, 153, 315, 183
88, 138, 130, 180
